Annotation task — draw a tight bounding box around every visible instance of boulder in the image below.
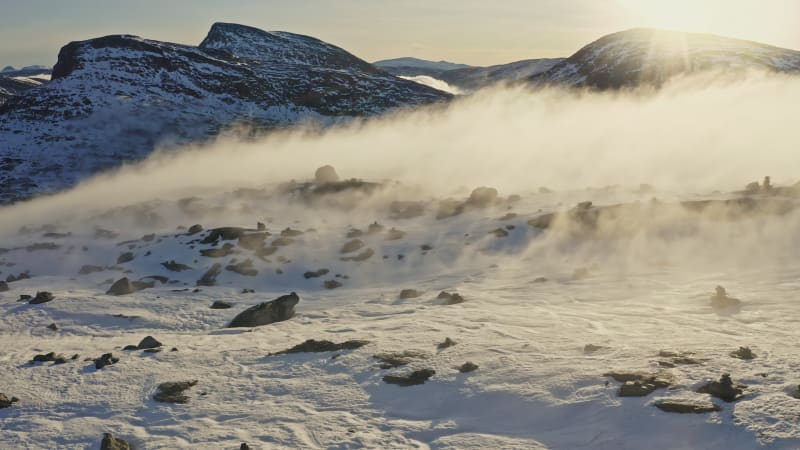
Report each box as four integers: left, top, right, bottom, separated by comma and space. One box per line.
200, 243, 235, 258
100, 433, 132, 450
303, 269, 330, 279
730, 346, 756, 360
95, 353, 119, 370
79, 265, 105, 275
196, 263, 223, 286
29, 291, 54, 304
437, 337, 457, 350
654, 400, 720, 414
272, 339, 370, 355
314, 165, 340, 184
373, 350, 428, 369
437, 291, 465, 305
116, 252, 134, 264
399, 289, 421, 299
710, 286, 741, 312
227, 292, 299, 328
137, 336, 162, 349
153, 380, 198, 404
459, 362, 479, 373
696, 374, 746, 402
0, 393, 19, 408
324, 280, 343, 289
383, 369, 435, 386
466, 186, 499, 208
341, 239, 364, 254
187, 224, 204, 235
226, 259, 258, 276
161, 260, 192, 272
106, 278, 153, 295
210, 300, 232, 309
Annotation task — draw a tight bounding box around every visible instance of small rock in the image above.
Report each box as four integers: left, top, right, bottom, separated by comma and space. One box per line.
618, 381, 658, 397
0, 393, 19, 408
383, 369, 435, 386
153, 380, 198, 403
227, 292, 299, 328
373, 350, 428, 369
226, 259, 258, 276
399, 289, 421, 299
137, 336, 162, 349
696, 374, 746, 402
437, 337, 457, 350
710, 285, 741, 312
490, 228, 509, 238
272, 339, 370, 355
187, 224, 204, 235
459, 362, 479, 373
341, 239, 364, 254
303, 269, 330, 279
106, 277, 153, 295
730, 346, 756, 360
29, 291, 54, 304
94, 353, 119, 370
340, 248, 374, 262
240, 444, 252, 450
0, 281, 8, 292
122, 345, 139, 351
100, 432, 132, 450
161, 260, 192, 272
210, 300, 233, 309
324, 280, 343, 289
654, 400, 721, 414
583, 344, 605, 353
78, 265, 105, 275
46, 323, 58, 331
116, 252, 134, 264
437, 291, 465, 305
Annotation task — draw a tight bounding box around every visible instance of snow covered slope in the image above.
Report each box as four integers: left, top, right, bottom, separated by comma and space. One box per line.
0, 23, 449, 205
531, 28, 800, 89
3, 170, 800, 449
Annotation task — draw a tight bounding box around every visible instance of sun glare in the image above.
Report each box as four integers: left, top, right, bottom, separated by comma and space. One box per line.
618, 0, 718, 33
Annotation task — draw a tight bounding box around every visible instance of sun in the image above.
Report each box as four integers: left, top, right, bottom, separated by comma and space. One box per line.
617, 0, 717, 33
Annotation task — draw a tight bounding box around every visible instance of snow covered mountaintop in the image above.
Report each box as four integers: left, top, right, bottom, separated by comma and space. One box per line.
0, 23, 449, 205
374, 57, 472, 73
532, 28, 800, 89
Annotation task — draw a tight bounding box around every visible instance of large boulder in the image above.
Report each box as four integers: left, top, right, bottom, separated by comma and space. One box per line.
227, 292, 299, 328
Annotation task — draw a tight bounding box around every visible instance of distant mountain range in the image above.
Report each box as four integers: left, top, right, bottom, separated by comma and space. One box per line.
2, 26, 800, 204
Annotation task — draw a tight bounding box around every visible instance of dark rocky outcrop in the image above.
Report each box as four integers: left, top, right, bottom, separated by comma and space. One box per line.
227, 292, 299, 328
272, 339, 370, 355
399, 289, 421, 299
210, 300, 233, 309
116, 252, 134, 264
106, 278, 153, 295
0, 281, 7, 292
340, 239, 364, 254
340, 248, 374, 262
437, 291, 465, 305
200, 243, 235, 258
437, 337, 457, 350
324, 280, 343, 289
0, 393, 19, 408
100, 433, 132, 450
137, 336, 162, 349
153, 380, 198, 404
226, 259, 258, 276
383, 369, 436, 386
314, 165, 340, 184
605, 371, 673, 397
654, 400, 721, 414
730, 347, 756, 360
94, 353, 119, 370
187, 224, 204, 235
29, 291, 54, 304
303, 269, 330, 279
696, 374, 746, 402
196, 263, 223, 286
373, 350, 428, 369
459, 362, 479, 373
161, 260, 192, 272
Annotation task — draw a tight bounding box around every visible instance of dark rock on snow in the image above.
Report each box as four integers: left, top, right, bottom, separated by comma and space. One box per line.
696, 374, 746, 402
106, 277, 153, 295
730, 346, 756, 360
161, 260, 192, 272
272, 339, 370, 355
137, 336, 162, 349
153, 380, 198, 404
196, 263, 223, 286
437, 337, 457, 350
227, 292, 299, 328
459, 362, 479, 373
0, 393, 20, 408
100, 433, 132, 450
303, 269, 330, 279
383, 369, 436, 386
654, 400, 721, 414
29, 291, 54, 304
95, 353, 119, 370
399, 289, 421, 299
210, 300, 233, 309
437, 291, 465, 305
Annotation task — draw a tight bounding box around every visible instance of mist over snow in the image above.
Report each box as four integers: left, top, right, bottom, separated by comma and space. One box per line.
400, 75, 465, 94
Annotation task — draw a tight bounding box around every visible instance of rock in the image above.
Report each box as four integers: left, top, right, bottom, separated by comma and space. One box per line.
584, 344, 605, 353
78, 265, 105, 275
197, 263, 223, 286
466, 187, 499, 208
437, 291, 465, 305
389, 201, 425, 219
116, 252, 134, 264
100, 433, 132, 450
106, 277, 153, 295
226, 259, 258, 276
383, 369, 436, 386
237, 232, 269, 250
161, 260, 192, 272
340, 248, 374, 262
654, 400, 721, 414
137, 336, 162, 349
257, 222, 266, 231
240, 444, 252, 450
29, 291, 54, 304
33, 352, 58, 362
367, 222, 385, 234
142, 233, 156, 242
153, 380, 198, 404
271, 237, 295, 247
730, 346, 756, 360
324, 280, 343, 289
200, 243, 235, 258
280, 228, 303, 237
210, 300, 232, 309
385, 228, 406, 240
46, 323, 58, 331
341, 239, 364, 254
200, 227, 249, 245
618, 381, 658, 397
227, 292, 299, 328
303, 269, 330, 279
710, 285, 741, 312
0, 281, 7, 292
696, 374, 746, 402
272, 339, 370, 355
18, 294, 32, 302
399, 289, 421, 299
314, 165, 340, 184
373, 350, 428, 369
490, 228, 509, 238
0, 393, 19, 408
94, 353, 119, 370
437, 337, 457, 350
187, 224, 204, 235
459, 362, 479, 373
122, 345, 139, 351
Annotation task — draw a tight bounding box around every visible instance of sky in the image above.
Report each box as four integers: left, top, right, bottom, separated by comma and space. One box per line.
1, 0, 798, 68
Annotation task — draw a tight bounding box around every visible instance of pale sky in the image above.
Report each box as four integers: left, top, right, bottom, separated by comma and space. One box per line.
1, 0, 798, 68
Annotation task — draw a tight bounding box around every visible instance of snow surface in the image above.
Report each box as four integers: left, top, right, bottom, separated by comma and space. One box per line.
2, 179, 800, 449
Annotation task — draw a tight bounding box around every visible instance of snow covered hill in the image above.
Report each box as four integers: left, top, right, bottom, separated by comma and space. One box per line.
0, 66, 51, 106
531, 28, 800, 89
0, 23, 449, 205
373, 57, 473, 77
